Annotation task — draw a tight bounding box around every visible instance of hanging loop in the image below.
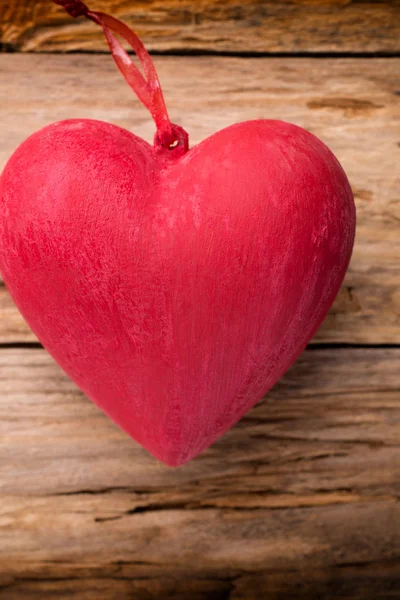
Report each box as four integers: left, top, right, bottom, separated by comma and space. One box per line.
53, 0, 189, 154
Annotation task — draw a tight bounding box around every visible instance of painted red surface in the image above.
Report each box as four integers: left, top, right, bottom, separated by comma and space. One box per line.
0, 0, 356, 464
0, 118, 355, 465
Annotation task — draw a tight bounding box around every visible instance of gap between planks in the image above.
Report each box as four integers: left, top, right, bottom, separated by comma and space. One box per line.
1, 342, 400, 350
2, 46, 400, 58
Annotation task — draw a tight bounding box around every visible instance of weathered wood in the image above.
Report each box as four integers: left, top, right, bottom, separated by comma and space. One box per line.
1, 568, 400, 600
1, 0, 400, 54
0, 55, 399, 344
0, 347, 399, 598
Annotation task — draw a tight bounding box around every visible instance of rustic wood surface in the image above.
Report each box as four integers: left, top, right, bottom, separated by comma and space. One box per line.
0, 54, 399, 344
1, 0, 400, 54
1, 3, 400, 594
0, 347, 399, 599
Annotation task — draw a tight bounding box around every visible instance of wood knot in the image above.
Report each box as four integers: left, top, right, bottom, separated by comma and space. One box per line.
53, 0, 89, 18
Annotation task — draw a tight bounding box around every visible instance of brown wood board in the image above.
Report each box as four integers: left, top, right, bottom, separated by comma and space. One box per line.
1, 0, 400, 54
0, 347, 399, 598
0, 54, 399, 344
1, 3, 399, 595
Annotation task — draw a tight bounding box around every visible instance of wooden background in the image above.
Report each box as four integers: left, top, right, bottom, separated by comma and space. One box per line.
0, 1, 400, 599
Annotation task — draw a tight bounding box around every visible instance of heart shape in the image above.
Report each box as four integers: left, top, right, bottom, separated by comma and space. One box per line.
0, 116, 354, 465
1, 0, 355, 465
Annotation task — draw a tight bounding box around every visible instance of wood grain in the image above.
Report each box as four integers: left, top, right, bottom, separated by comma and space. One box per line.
0, 54, 399, 344
1, 0, 400, 54
0, 347, 399, 598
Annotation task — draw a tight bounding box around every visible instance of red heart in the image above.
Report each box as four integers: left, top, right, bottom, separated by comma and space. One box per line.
0, 117, 354, 465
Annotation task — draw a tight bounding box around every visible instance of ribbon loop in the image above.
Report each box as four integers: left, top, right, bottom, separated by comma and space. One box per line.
53, 1, 188, 152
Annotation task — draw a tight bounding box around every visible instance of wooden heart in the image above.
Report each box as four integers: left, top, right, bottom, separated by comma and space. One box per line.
0, 117, 355, 465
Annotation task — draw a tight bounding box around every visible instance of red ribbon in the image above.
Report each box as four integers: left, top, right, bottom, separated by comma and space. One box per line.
53, 0, 188, 152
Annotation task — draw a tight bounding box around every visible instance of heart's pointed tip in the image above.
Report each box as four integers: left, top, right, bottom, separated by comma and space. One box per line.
158, 455, 191, 468
149, 445, 199, 468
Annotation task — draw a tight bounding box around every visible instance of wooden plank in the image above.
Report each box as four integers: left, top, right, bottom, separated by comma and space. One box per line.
1, 0, 400, 54
0, 55, 399, 344
0, 347, 399, 598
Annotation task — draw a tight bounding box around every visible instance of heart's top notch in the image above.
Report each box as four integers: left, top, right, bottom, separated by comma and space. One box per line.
53, 0, 189, 157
